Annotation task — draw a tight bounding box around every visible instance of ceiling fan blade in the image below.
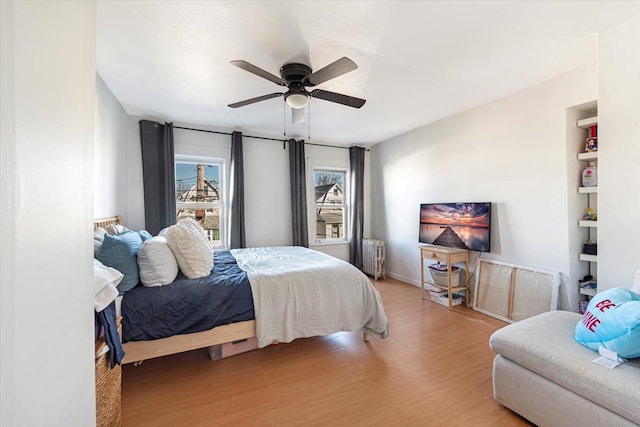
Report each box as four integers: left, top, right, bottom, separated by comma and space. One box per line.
230, 60, 286, 86
228, 92, 284, 108
304, 57, 357, 87
311, 89, 366, 108
292, 107, 305, 124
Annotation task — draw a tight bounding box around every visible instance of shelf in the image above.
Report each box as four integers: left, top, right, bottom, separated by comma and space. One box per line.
578, 220, 598, 228
580, 287, 597, 297
579, 253, 598, 262
424, 281, 468, 293
577, 116, 598, 129
578, 186, 598, 194
577, 151, 598, 161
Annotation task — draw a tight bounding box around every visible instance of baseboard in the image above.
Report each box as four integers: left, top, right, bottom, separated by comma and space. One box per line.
386, 271, 419, 287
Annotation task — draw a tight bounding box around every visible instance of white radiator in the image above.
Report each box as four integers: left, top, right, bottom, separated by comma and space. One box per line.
363, 239, 386, 281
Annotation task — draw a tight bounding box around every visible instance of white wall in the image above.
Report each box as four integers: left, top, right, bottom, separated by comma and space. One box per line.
1, 1, 96, 425
370, 64, 597, 311
598, 14, 640, 290
244, 136, 292, 248
95, 73, 129, 219
125, 114, 146, 229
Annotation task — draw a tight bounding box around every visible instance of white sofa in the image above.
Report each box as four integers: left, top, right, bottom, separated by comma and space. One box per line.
489, 310, 640, 427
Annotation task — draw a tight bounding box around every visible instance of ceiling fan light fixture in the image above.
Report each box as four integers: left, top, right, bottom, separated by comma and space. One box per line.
285, 92, 309, 109
229, 58, 365, 111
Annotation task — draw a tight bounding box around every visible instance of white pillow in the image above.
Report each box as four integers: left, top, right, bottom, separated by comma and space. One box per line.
93, 258, 123, 312
181, 217, 209, 241
137, 236, 179, 287
106, 223, 129, 236
94, 227, 107, 242
94, 227, 107, 257
166, 219, 213, 279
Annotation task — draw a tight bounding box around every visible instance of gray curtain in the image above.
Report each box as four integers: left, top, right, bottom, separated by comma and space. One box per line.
139, 120, 176, 235
349, 146, 365, 269
229, 131, 246, 249
289, 139, 309, 247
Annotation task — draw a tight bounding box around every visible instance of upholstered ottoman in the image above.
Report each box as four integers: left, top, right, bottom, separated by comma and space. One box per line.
489, 310, 640, 427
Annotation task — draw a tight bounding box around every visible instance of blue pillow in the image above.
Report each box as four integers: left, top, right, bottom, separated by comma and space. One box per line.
575, 288, 640, 359
137, 230, 153, 241
97, 231, 143, 294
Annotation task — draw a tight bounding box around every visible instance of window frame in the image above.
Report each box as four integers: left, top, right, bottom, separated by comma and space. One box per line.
174, 155, 226, 249
311, 166, 349, 245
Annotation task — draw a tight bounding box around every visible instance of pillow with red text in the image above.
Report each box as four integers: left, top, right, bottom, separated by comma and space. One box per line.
575, 287, 640, 359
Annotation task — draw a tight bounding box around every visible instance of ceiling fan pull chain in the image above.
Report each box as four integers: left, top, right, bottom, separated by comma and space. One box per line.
308, 101, 311, 140
283, 100, 287, 138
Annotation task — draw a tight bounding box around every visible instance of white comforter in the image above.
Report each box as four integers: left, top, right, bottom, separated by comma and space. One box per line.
231, 246, 390, 348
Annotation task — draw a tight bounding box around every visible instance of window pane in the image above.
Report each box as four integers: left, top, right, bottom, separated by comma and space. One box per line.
176, 207, 221, 246
314, 170, 344, 204
316, 207, 344, 240
176, 162, 220, 203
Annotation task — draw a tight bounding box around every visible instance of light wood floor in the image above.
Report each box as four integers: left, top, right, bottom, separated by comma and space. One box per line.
122, 277, 532, 426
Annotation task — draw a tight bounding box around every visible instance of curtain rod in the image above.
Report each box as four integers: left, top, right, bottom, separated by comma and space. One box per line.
171, 125, 369, 151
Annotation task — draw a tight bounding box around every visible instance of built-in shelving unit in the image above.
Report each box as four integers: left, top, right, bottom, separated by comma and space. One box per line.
575, 112, 598, 310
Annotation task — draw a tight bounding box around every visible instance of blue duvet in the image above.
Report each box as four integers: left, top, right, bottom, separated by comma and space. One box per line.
121, 250, 255, 342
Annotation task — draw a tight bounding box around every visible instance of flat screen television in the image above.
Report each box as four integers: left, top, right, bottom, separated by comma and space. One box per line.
419, 202, 491, 252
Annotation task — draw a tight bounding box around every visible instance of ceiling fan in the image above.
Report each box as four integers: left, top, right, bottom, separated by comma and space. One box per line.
228, 57, 366, 122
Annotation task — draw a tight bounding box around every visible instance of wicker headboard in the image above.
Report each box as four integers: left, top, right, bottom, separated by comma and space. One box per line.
94, 215, 122, 230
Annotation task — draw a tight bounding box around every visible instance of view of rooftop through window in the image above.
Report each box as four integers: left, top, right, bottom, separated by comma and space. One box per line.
314, 169, 346, 241
176, 163, 220, 201
175, 161, 223, 246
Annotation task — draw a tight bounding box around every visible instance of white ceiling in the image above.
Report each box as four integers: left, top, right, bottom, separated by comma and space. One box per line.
96, 1, 640, 145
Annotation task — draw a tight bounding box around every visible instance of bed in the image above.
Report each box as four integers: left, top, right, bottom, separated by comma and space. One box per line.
94, 216, 389, 364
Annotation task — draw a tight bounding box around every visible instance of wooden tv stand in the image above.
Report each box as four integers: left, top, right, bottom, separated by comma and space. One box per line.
420, 245, 470, 309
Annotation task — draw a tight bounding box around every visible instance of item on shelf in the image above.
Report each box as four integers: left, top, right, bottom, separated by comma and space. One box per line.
584, 124, 598, 152
578, 300, 589, 314
424, 284, 448, 299
583, 241, 597, 255
582, 207, 597, 221
580, 280, 597, 291
579, 274, 593, 282
429, 291, 448, 300
423, 284, 441, 292
431, 292, 464, 307
428, 262, 460, 287
581, 162, 597, 187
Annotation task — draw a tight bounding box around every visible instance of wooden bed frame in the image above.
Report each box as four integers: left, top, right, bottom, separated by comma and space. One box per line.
94, 215, 367, 364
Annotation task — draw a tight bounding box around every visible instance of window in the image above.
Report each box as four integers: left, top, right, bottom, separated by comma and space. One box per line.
314, 169, 347, 242
175, 158, 225, 248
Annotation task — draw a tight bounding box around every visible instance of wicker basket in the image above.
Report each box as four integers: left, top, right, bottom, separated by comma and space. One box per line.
95, 321, 122, 427
428, 264, 461, 287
